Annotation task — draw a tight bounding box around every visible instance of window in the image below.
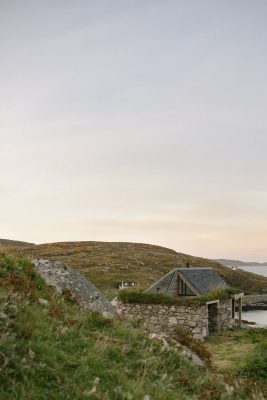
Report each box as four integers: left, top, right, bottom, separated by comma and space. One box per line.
178, 276, 187, 295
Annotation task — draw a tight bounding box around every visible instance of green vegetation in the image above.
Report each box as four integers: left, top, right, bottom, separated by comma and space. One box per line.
195, 287, 239, 302
0, 252, 264, 399
175, 327, 212, 366
2, 240, 267, 295
118, 287, 238, 306
205, 328, 267, 396
239, 341, 267, 380
118, 289, 177, 305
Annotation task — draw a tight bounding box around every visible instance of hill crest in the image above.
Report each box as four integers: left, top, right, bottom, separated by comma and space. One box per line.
2, 240, 267, 295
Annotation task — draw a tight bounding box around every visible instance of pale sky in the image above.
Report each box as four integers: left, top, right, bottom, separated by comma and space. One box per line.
1, 1, 267, 261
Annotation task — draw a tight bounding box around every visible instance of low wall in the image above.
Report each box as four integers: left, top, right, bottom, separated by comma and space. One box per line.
117, 300, 234, 341
244, 294, 267, 304
217, 300, 234, 331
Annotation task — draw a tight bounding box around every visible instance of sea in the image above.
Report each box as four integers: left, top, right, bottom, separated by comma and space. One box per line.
238, 265, 267, 326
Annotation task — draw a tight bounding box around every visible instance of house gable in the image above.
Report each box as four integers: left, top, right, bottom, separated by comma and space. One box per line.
145, 267, 228, 297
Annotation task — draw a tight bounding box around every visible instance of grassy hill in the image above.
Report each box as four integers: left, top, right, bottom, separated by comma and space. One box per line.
2, 241, 267, 296
0, 239, 35, 248
215, 259, 267, 267
0, 252, 264, 400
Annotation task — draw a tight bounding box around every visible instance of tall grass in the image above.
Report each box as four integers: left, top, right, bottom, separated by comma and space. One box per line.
0, 253, 263, 399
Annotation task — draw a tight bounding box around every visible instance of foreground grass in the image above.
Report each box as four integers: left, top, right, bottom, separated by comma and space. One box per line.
0, 253, 264, 399
205, 328, 267, 372
205, 328, 267, 396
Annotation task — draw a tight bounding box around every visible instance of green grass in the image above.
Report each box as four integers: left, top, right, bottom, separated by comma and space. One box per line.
195, 287, 239, 302
3, 240, 267, 295
118, 287, 238, 306
239, 342, 267, 379
205, 327, 267, 391
0, 252, 264, 399
205, 328, 267, 374
117, 289, 177, 305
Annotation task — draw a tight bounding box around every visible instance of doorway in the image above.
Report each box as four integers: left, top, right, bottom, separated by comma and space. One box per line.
208, 303, 218, 334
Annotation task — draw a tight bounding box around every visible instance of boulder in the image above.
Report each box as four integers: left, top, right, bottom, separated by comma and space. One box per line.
33, 259, 116, 317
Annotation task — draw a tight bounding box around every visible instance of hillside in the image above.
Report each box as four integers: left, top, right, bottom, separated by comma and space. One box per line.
215, 259, 267, 267
0, 239, 35, 248
0, 252, 264, 399
3, 241, 267, 295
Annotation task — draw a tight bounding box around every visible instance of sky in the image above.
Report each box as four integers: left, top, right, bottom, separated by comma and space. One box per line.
1, 0, 267, 261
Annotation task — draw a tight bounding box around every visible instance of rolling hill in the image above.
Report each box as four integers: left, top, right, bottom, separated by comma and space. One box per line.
2, 240, 267, 295
0, 239, 35, 248
215, 259, 267, 267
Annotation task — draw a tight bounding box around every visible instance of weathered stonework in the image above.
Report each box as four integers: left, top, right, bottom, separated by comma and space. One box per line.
33, 259, 116, 317
117, 299, 234, 341
217, 300, 234, 331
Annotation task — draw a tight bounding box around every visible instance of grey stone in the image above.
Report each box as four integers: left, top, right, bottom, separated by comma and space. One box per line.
0, 312, 7, 320
168, 317, 177, 325
33, 259, 116, 317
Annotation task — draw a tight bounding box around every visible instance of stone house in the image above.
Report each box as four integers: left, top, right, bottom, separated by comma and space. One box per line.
119, 281, 135, 290
118, 267, 244, 340
145, 267, 228, 297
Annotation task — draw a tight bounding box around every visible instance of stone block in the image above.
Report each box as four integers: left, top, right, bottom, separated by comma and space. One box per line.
202, 327, 207, 337
188, 321, 197, 328
168, 317, 177, 325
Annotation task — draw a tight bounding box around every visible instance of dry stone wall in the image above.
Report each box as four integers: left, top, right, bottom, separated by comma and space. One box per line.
117, 302, 208, 340
217, 299, 234, 331
117, 299, 234, 341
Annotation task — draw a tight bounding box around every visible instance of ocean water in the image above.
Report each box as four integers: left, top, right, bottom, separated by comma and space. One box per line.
238, 265, 267, 278
242, 310, 267, 326
237, 265, 267, 325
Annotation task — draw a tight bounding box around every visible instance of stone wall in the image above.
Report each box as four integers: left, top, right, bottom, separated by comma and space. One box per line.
117, 302, 208, 340
217, 299, 234, 331
117, 299, 234, 341
244, 294, 267, 304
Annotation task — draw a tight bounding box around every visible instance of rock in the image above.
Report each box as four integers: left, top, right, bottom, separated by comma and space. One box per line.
149, 333, 169, 346
169, 317, 177, 325
0, 312, 7, 320
38, 298, 49, 306
180, 344, 204, 367
33, 259, 116, 317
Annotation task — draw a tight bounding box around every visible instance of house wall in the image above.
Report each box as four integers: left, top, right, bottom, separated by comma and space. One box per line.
117, 299, 234, 341
217, 299, 234, 331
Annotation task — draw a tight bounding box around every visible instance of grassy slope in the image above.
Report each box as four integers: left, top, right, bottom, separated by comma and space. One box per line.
0, 239, 35, 248
205, 328, 267, 396
0, 252, 261, 400
3, 241, 267, 296
205, 329, 267, 372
